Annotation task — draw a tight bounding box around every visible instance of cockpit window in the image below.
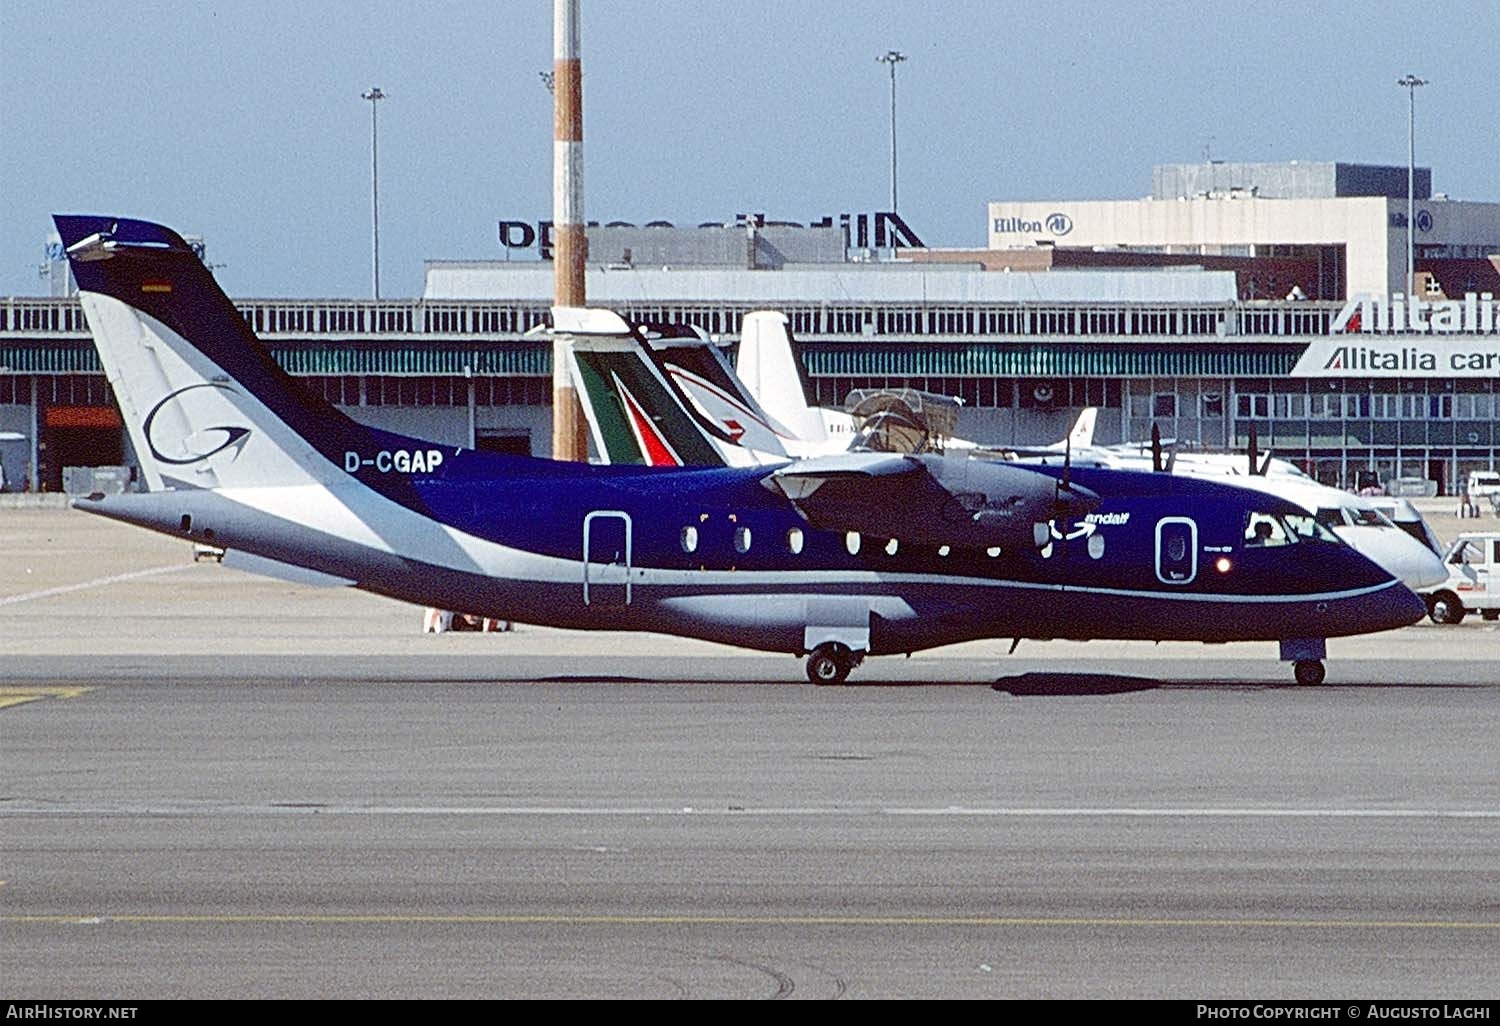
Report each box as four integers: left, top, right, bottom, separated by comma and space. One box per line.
1314, 507, 1346, 529
1347, 507, 1392, 528
1245, 512, 1296, 547
850, 407, 929, 454
1283, 514, 1341, 544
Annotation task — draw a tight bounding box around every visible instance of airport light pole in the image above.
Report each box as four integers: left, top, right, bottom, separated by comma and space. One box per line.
877, 49, 906, 255
362, 86, 386, 300
1397, 74, 1427, 298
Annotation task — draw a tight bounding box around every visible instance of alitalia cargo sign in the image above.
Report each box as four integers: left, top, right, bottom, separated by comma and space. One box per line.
1291, 292, 1500, 377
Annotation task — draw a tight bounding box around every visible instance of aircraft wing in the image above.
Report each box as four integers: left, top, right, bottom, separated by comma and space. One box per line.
764, 451, 1098, 550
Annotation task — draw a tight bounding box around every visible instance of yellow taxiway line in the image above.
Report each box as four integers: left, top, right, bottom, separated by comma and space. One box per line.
0, 686, 92, 711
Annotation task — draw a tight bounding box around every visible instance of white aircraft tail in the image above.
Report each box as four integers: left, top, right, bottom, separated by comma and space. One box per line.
56, 215, 375, 494
735, 311, 830, 443
1068, 407, 1098, 450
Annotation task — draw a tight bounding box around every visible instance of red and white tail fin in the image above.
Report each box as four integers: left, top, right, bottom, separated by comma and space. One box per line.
1068, 407, 1099, 450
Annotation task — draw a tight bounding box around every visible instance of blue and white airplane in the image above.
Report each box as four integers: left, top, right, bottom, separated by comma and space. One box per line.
56, 215, 1424, 685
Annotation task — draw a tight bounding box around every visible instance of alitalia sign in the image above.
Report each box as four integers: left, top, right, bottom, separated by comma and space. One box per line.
1291, 292, 1500, 377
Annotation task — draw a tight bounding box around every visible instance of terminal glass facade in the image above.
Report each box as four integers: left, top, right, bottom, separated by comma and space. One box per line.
4, 295, 1500, 495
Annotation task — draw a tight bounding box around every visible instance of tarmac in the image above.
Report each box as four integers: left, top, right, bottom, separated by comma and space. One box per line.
1, 505, 1498, 999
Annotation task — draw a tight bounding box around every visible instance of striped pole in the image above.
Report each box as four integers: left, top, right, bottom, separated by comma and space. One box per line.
551, 0, 589, 460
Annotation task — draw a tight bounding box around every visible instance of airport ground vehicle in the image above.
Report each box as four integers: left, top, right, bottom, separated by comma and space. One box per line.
1465, 471, 1500, 500
1422, 532, 1500, 623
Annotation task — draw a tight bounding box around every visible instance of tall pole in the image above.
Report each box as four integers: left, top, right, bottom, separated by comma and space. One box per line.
1398, 74, 1427, 298
551, 0, 588, 460
877, 50, 906, 251
362, 87, 386, 300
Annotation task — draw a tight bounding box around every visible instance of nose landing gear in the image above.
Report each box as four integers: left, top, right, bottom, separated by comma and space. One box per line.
1281, 638, 1328, 686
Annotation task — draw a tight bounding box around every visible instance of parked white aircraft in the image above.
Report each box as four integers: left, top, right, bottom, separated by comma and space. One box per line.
725, 316, 1447, 592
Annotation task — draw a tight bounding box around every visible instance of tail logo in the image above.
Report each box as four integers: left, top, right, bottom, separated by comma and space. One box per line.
612, 373, 682, 466
142, 383, 254, 466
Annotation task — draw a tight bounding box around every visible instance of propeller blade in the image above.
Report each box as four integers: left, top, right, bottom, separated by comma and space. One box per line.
1151, 423, 1163, 473
1248, 422, 1259, 476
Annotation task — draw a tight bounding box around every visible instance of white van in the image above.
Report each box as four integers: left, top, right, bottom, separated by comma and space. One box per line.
1466, 470, 1500, 499
1424, 532, 1500, 623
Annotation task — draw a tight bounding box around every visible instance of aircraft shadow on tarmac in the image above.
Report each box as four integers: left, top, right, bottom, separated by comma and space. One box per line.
991, 671, 1162, 696
221, 673, 1499, 691
990, 673, 1492, 695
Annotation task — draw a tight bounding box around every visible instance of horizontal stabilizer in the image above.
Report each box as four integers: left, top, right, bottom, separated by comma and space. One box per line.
551, 306, 634, 336
221, 549, 355, 587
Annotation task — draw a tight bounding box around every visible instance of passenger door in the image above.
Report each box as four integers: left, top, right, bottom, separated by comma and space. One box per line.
583, 510, 632, 606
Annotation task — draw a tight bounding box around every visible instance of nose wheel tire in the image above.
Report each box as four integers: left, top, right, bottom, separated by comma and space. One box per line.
1426, 592, 1465, 625
806, 643, 856, 685
1293, 659, 1326, 686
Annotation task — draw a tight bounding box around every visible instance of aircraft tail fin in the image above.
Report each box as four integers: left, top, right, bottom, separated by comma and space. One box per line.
54, 215, 405, 493
735, 311, 828, 443
1068, 406, 1099, 450
556, 307, 780, 467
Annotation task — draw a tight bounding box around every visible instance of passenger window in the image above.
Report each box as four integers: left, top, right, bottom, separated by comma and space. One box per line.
884, 538, 898, 556
845, 532, 861, 555
734, 526, 752, 554
786, 527, 804, 554
680, 526, 698, 553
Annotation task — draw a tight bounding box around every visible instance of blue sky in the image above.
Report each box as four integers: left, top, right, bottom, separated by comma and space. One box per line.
2, 1, 1491, 297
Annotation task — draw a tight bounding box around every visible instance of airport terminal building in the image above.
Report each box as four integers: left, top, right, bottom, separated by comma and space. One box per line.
6, 160, 1500, 496
985, 160, 1500, 300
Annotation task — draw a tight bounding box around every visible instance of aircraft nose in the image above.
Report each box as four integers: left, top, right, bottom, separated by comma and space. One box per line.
1373, 532, 1449, 590
1400, 546, 1449, 591
1356, 580, 1428, 633
1337, 527, 1449, 591
1390, 583, 1429, 628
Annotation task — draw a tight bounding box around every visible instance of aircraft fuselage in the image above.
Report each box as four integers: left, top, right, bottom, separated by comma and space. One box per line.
79, 455, 1422, 657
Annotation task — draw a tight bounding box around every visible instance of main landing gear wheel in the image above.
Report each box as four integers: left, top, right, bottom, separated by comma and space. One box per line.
1293, 659, 1326, 686
806, 643, 857, 685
